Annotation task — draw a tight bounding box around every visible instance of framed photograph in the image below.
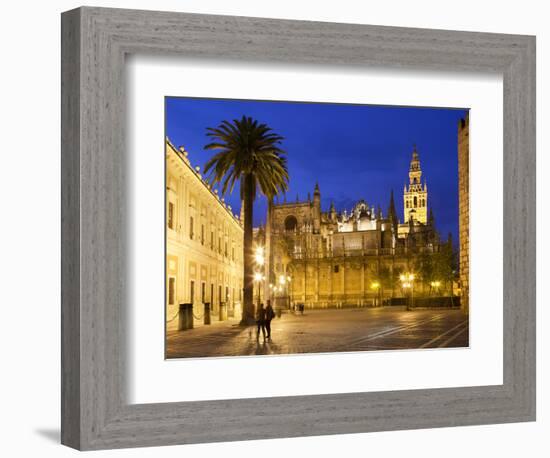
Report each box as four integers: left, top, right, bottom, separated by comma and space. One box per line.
61, 6, 535, 450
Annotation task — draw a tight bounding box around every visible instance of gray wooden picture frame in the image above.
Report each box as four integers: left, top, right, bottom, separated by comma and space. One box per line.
61, 6, 536, 451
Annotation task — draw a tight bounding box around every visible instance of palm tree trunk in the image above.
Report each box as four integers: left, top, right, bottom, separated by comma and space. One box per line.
240, 173, 255, 325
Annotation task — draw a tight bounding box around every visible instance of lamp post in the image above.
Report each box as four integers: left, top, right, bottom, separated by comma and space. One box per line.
370, 281, 381, 307
254, 246, 265, 305
400, 273, 415, 311
278, 274, 291, 310
430, 280, 441, 296
287, 275, 292, 309
254, 272, 265, 306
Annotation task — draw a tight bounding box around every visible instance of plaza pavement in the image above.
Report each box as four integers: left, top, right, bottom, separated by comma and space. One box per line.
166, 306, 469, 359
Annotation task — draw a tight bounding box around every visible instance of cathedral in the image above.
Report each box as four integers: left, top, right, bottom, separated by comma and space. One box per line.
261, 146, 455, 308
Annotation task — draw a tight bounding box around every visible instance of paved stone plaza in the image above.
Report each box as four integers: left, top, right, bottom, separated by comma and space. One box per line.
166, 306, 469, 359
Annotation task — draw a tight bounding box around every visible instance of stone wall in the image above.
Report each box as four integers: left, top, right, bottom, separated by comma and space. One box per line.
458, 114, 470, 314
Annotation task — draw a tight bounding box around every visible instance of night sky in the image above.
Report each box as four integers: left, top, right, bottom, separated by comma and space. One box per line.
165, 97, 468, 244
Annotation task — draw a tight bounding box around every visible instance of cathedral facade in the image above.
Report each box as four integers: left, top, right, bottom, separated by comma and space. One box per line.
263, 146, 454, 309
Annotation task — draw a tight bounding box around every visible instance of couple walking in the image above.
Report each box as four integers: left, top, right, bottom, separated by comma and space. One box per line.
256, 300, 275, 340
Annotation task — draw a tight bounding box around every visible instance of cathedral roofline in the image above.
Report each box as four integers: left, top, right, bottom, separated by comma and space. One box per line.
273, 201, 312, 209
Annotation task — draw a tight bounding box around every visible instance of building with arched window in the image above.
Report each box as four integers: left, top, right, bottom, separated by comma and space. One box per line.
260, 145, 454, 309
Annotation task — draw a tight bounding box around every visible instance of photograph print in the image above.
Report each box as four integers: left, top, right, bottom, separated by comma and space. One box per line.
165, 97, 470, 359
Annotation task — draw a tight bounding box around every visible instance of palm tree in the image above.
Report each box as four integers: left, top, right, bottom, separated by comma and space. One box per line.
204, 116, 289, 324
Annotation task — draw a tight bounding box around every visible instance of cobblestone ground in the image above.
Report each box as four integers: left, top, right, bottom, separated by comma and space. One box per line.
166, 306, 469, 359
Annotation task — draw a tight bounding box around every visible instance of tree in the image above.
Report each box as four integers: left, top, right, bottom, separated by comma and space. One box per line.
414, 251, 434, 294
203, 116, 289, 324
433, 242, 456, 296
378, 265, 393, 302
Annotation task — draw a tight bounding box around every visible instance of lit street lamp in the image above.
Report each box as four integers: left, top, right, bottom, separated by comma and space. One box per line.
278, 274, 292, 309
400, 273, 415, 311
370, 281, 381, 307
430, 280, 441, 296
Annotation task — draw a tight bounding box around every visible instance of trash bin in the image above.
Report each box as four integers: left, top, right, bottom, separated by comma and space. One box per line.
204, 302, 211, 325
219, 302, 227, 321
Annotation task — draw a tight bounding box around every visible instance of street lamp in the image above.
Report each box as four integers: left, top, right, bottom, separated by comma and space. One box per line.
253, 246, 265, 306
287, 275, 291, 309
370, 281, 381, 307
400, 273, 415, 310
254, 272, 264, 306
430, 280, 441, 296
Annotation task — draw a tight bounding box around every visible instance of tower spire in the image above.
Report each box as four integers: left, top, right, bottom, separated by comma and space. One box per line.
388, 189, 398, 232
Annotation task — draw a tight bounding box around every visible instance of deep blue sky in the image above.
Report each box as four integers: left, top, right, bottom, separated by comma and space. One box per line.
166, 97, 468, 244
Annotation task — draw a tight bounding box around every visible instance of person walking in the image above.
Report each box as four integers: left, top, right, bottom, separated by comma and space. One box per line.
256, 303, 267, 340
265, 300, 275, 339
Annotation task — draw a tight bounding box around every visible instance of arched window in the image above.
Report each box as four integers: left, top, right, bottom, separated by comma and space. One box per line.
414, 196, 417, 207
284, 215, 298, 232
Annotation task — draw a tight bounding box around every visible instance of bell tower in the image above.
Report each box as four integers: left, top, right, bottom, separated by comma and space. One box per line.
403, 145, 428, 224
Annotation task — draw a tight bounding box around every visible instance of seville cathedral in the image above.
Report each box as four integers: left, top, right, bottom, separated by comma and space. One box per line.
259, 145, 458, 309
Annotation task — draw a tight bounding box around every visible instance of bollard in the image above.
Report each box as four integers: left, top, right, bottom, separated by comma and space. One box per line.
187, 303, 194, 329
204, 302, 211, 325
219, 302, 227, 321
178, 303, 192, 330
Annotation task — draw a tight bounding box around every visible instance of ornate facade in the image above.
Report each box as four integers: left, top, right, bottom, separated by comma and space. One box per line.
264, 146, 453, 308
166, 139, 244, 331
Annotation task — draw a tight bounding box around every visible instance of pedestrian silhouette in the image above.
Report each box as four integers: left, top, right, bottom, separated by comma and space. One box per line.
256, 303, 267, 340
265, 300, 275, 339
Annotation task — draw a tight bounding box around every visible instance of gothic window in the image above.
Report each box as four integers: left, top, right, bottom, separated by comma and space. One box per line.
284, 215, 298, 232
414, 196, 417, 207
